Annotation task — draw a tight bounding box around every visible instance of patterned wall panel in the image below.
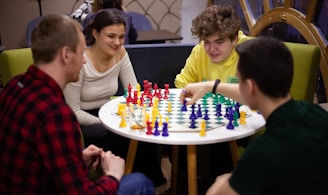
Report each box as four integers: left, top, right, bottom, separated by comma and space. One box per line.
124, 0, 181, 35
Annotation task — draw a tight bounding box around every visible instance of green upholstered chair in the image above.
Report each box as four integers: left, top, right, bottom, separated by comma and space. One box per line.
286, 42, 321, 102
0, 48, 33, 85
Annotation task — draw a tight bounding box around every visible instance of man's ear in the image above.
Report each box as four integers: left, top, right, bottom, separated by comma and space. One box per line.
246, 79, 259, 96
60, 46, 71, 67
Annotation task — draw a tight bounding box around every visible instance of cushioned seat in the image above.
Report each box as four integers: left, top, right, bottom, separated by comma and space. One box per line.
0, 48, 33, 85
285, 42, 321, 102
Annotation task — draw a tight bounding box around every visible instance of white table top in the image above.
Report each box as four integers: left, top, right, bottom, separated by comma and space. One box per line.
99, 89, 265, 145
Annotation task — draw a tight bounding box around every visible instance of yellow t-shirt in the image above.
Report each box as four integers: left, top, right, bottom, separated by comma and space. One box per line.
174, 31, 250, 88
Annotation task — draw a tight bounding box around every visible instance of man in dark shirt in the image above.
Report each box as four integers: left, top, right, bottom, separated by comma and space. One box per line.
180, 37, 328, 194
0, 14, 154, 194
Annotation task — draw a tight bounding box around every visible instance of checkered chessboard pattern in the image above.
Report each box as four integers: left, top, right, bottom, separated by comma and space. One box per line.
117, 90, 247, 132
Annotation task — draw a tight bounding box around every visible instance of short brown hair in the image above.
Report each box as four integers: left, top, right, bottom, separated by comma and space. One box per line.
191, 5, 241, 40
31, 14, 82, 64
236, 37, 293, 98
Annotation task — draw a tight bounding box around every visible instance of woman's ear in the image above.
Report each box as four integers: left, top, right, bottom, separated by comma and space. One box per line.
92, 29, 98, 41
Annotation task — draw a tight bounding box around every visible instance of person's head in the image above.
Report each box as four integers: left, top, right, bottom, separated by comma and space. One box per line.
236, 37, 293, 106
191, 5, 241, 63
92, 0, 123, 12
86, 9, 126, 50
31, 14, 86, 83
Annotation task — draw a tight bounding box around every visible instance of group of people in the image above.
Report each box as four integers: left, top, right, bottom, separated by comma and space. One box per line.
1, 3, 328, 195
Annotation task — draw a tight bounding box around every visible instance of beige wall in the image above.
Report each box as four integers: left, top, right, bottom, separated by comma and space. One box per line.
0, 0, 205, 50
0, 0, 77, 49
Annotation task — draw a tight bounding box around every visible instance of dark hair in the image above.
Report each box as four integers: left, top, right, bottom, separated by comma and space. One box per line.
85, 9, 126, 46
191, 4, 241, 40
236, 37, 294, 98
31, 14, 82, 64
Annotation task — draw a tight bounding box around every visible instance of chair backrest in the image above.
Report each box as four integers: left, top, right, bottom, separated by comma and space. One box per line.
284, 42, 321, 102
0, 48, 33, 85
114, 43, 194, 95
126, 11, 153, 31
26, 16, 43, 47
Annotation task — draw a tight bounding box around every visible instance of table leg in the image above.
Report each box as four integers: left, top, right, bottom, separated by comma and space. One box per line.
229, 140, 239, 168
125, 139, 138, 174
187, 145, 197, 195
171, 145, 179, 195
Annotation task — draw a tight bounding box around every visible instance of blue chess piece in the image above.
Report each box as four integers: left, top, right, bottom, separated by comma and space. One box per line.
215, 103, 222, 116
189, 119, 196, 128
203, 109, 210, 120
153, 120, 160, 136
226, 110, 234, 130
197, 104, 202, 118
189, 103, 197, 120
162, 122, 169, 137
181, 99, 187, 111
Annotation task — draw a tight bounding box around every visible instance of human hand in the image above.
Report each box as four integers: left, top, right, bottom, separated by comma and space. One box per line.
82, 144, 103, 170
101, 151, 125, 181
180, 81, 214, 105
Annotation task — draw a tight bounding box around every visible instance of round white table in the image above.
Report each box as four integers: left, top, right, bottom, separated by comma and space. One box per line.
99, 88, 265, 195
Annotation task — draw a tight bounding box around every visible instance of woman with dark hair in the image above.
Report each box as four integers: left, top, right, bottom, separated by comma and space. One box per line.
82, 0, 138, 44
64, 9, 166, 188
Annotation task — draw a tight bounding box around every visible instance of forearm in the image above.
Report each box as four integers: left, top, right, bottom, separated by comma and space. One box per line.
75, 109, 100, 126
216, 82, 245, 104
206, 173, 238, 195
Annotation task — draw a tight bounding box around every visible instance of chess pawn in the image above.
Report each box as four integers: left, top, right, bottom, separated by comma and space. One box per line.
117, 103, 126, 116
159, 114, 163, 126
119, 110, 127, 128
167, 102, 172, 112
162, 122, 169, 137
136, 83, 141, 97
146, 121, 153, 135
239, 111, 247, 125
199, 119, 206, 136
153, 120, 160, 136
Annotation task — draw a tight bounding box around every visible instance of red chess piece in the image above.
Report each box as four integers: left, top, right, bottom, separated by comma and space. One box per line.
153, 83, 158, 96
126, 91, 132, 104
157, 88, 162, 100
148, 97, 153, 107
133, 91, 138, 104
139, 96, 144, 106
143, 80, 148, 96
164, 84, 170, 94
164, 91, 168, 100
128, 83, 132, 93
146, 121, 153, 135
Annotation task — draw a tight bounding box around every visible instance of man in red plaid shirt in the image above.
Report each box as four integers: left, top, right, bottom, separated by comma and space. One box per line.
0, 14, 154, 195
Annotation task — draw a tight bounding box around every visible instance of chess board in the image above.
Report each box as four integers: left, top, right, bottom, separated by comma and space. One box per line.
113, 89, 251, 132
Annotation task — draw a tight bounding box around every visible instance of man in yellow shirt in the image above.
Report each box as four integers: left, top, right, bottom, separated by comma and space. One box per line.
174, 5, 250, 191
175, 4, 250, 88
